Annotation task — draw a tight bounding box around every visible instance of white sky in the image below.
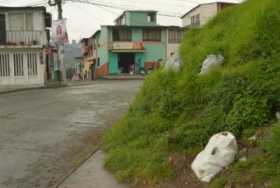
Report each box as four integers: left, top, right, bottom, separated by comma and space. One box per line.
0, 0, 241, 41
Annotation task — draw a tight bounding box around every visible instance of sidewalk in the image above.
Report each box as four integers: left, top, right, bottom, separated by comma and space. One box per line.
59, 151, 129, 188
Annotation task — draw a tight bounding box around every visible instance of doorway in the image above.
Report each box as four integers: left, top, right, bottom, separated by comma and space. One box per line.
0, 14, 6, 45
118, 53, 135, 74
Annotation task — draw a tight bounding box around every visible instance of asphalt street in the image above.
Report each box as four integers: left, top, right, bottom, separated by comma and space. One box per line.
0, 80, 142, 188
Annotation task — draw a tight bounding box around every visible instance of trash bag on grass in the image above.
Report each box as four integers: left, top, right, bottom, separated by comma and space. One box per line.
200, 54, 224, 75
191, 132, 238, 183
164, 51, 181, 72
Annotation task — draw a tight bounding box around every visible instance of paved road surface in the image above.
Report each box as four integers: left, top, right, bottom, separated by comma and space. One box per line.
0, 80, 142, 188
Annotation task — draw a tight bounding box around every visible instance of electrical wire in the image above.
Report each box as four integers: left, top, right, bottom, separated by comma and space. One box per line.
65, 0, 182, 17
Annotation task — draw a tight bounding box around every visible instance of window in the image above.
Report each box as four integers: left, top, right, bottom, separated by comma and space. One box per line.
147, 13, 156, 23
113, 29, 132, 41
168, 30, 183, 43
9, 12, 33, 30
191, 14, 200, 26
9, 13, 24, 30
13, 53, 24, 76
27, 53, 38, 76
25, 12, 33, 30
0, 53, 10, 77
143, 29, 161, 41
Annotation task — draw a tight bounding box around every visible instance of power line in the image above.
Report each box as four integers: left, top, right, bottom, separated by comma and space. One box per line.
65, 0, 182, 17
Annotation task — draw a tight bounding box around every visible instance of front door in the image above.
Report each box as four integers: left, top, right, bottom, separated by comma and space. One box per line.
0, 14, 6, 45
118, 53, 135, 74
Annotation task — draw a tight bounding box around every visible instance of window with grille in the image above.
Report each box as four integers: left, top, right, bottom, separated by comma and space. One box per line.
113, 29, 132, 41
27, 53, 38, 76
9, 13, 24, 30
143, 29, 161, 41
25, 12, 33, 30
9, 12, 33, 30
168, 30, 183, 43
0, 53, 10, 77
14, 53, 24, 76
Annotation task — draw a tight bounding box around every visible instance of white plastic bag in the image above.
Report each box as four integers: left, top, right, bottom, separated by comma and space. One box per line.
191, 132, 238, 183
164, 51, 181, 72
200, 54, 224, 74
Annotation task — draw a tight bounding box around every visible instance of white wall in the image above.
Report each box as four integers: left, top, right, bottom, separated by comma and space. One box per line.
182, 3, 218, 27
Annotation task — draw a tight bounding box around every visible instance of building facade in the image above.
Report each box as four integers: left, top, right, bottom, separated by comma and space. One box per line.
181, 2, 237, 28
82, 10, 183, 78
0, 6, 52, 86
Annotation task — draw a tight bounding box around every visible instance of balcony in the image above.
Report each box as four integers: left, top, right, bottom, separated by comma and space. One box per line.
108, 41, 145, 53
2, 31, 48, 47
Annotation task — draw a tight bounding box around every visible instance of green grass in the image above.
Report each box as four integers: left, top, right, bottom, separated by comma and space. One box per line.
104, 0, 280, 186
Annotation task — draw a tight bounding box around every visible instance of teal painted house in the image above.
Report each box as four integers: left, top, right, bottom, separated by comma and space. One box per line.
91, 10, 183, 77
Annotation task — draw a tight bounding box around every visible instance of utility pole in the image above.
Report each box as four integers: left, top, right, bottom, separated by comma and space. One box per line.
48, 0, 66, 82
48, 0, 62, 19
57, 0, 63, 19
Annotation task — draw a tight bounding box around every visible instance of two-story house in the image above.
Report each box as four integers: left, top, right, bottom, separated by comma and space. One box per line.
0, 6, 52, 87
181, 2, 238, 28
88, 10, 183, 78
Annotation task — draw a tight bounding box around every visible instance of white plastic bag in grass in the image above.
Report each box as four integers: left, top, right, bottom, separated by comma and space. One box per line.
164, 51, 181, 72
200, 54, 224, 74
191, 132, 238, 183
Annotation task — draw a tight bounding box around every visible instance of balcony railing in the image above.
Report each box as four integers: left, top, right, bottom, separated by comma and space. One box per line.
5, 30, 47, 46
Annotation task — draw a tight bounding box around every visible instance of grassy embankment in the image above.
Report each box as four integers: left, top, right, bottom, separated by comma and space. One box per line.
104, 0, 280, 187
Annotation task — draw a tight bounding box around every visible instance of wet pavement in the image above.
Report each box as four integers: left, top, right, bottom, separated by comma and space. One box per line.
0, 80, 142, 188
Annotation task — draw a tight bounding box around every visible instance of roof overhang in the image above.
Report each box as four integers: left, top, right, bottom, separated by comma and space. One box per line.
0, 6, 46, 12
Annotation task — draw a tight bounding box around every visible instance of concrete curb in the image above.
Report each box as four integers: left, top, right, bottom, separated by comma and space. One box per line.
0, 87, 44, 95
0, 84, 67, 95
0, 80, 142, 95
54, 146, 102, 188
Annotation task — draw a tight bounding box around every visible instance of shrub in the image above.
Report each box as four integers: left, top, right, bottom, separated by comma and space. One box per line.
226, 95, 269, 135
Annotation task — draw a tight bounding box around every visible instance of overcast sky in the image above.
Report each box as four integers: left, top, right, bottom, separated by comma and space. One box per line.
0, 0, 241, 41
